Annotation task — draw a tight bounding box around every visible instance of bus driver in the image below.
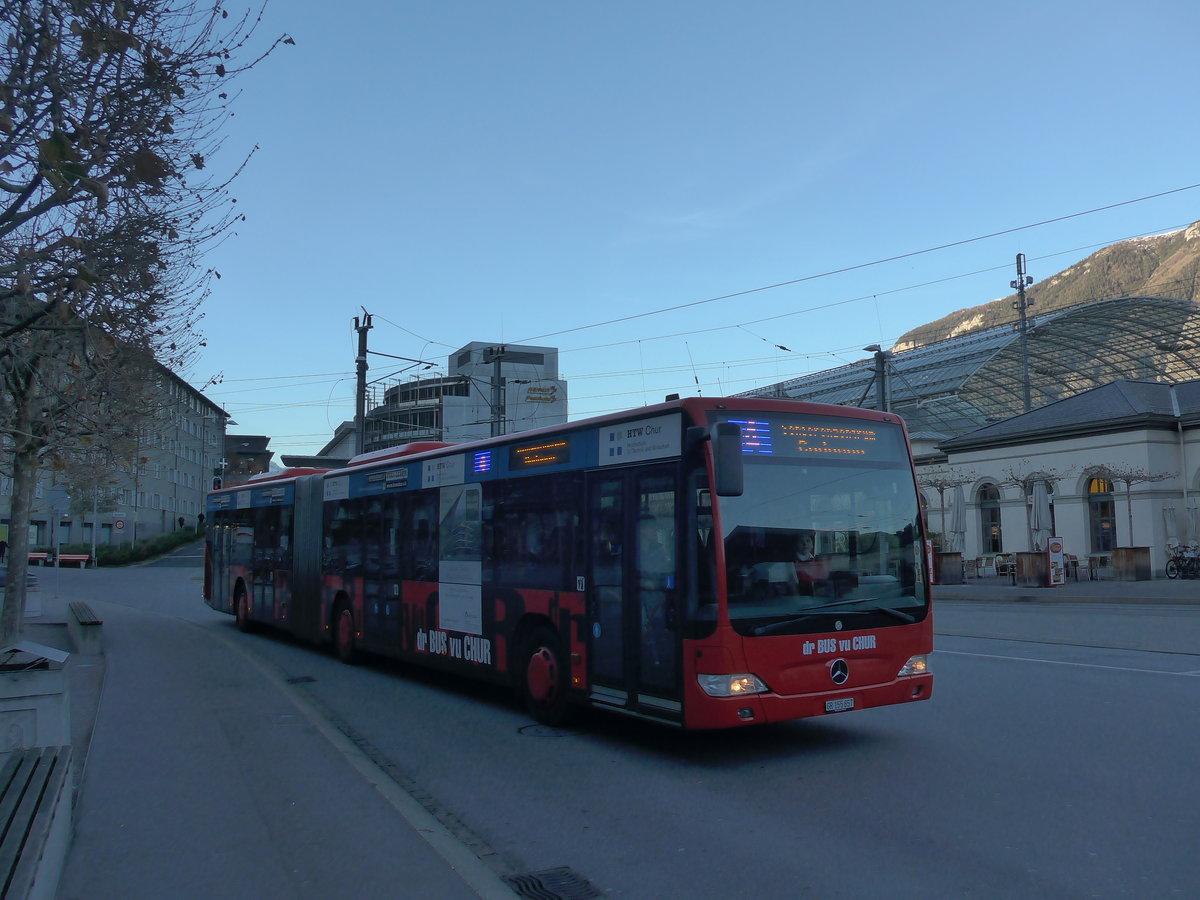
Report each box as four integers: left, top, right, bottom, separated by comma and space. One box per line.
794, 531, 828, 593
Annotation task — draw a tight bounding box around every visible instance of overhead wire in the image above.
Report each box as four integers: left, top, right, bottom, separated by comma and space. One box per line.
201, 214, 1198, 404
514, 183, 1200, 344
204, 194, 1200, 440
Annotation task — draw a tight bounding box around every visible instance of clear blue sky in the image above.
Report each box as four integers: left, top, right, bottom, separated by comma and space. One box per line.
196, 0, 1200, 457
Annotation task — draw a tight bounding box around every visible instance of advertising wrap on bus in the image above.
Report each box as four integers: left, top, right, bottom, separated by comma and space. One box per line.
204, 397, 932, 730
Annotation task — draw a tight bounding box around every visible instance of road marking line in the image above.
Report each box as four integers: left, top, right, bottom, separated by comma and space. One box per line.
935, 629, 1200, 657
937, 648, 1200, 677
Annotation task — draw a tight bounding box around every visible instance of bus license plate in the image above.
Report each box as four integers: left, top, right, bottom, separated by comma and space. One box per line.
825, 698, 854, 713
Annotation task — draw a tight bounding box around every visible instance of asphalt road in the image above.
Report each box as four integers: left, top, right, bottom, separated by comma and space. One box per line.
55, 552, 1200, 898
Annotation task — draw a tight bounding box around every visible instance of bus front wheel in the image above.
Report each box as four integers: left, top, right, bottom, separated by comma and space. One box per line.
334, 603, 358, 664
519, 627, 570, 725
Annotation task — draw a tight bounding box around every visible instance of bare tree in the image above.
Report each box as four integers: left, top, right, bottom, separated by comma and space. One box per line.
995, 459, 1076, 490
1085, 463, 1174, 547
917, 465, 977, 548
0, 2, 290, 643
995, 460, 1076, 552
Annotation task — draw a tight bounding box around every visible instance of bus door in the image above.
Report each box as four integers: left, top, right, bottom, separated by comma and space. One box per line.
586, 467, 681, 721
208, 523, 235, 614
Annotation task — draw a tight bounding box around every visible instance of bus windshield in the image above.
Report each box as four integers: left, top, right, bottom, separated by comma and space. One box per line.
716, 416, 926, 636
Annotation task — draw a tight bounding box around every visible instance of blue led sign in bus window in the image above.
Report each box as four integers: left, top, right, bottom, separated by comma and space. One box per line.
510, 439, 570, 469
473, 451, 493, 474
730, 419, 773, 455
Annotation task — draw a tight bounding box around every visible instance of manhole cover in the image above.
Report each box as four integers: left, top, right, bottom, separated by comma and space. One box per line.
518, 724, 576, 738
504, 866, 602, 899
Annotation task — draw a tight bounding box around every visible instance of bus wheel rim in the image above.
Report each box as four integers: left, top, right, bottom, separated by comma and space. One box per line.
527, 647, 557, 704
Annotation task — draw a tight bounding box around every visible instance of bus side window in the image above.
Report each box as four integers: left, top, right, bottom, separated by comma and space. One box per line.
491, 473, 582, 591
408, 493, 437, 581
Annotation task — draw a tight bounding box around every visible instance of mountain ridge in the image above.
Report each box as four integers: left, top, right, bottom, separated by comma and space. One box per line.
892, 221, 1200, 352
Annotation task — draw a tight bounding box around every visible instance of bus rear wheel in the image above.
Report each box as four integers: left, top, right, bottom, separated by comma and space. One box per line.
519, 627, 571, 725
235, 586, 253, 633
334, 603, 358, 664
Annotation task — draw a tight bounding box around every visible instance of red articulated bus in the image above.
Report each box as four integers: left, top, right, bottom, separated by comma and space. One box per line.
204, 397, 933, 729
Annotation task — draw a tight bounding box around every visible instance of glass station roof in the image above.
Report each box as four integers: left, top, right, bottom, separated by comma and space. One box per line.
739, 296, 1200, 440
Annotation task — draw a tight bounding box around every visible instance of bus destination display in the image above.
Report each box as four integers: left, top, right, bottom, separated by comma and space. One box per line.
728, 416, 897, 460
509, 438, 570, 469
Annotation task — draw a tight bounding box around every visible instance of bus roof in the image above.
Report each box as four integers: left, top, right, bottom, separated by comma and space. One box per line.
209, 467, 328, 496
335, 396, 907, 473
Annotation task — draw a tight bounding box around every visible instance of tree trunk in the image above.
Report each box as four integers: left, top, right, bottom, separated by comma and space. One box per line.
0, 447, 41, 645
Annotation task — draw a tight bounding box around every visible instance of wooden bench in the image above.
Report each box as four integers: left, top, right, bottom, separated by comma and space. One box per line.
56, 554, 89, 568
26, 553, 49, 566
0, 747, 73, 900
68, 602, 103, 656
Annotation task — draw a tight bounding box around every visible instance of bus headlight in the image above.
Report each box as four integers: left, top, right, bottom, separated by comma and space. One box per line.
897, 655, 929, 677
698, 673, 769, 697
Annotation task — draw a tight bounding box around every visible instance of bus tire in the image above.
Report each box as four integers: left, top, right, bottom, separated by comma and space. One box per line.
334, 602, 358, 664
518, 627, 571, 725
235, 585, 254, 633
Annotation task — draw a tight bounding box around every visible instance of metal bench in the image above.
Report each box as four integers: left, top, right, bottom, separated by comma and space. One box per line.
0, 747, 73, 900
68, 602, 103, 655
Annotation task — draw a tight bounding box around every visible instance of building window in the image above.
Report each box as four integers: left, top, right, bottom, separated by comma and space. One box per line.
978, 483, 1002, 553
1088, 478, 1116, 553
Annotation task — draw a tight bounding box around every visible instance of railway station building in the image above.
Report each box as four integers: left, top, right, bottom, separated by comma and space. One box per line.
740, 296, 1200, 577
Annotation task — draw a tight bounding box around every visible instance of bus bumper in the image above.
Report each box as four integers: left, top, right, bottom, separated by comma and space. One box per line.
684, 672, 933, 730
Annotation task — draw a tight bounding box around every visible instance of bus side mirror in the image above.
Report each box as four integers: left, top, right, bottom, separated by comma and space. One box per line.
712, 422, 744, 497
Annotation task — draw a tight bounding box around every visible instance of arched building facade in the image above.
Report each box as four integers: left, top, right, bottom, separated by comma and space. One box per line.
740, 297, 1200, 576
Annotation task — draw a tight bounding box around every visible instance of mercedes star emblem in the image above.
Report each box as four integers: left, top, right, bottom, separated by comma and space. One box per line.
830, 659, 849, 685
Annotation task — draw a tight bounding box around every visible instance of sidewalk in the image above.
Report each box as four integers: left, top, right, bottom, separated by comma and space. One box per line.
934, 572, 1200, 604
19, 587, 513, 900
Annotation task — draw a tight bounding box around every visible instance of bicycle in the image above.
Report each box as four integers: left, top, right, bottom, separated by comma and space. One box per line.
1165, 543, 1199, 579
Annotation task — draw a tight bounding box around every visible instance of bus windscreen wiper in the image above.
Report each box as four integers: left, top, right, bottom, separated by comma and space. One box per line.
752, 597, 915, 636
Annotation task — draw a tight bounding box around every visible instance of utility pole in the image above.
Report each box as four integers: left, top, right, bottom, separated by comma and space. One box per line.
1011, 253, 1035, 412
862, 344, 890, 412
485, 345, 508, 436
354, 310, 373, 455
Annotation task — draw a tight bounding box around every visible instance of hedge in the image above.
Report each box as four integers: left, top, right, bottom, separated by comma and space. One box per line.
34, 529, 203, 567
